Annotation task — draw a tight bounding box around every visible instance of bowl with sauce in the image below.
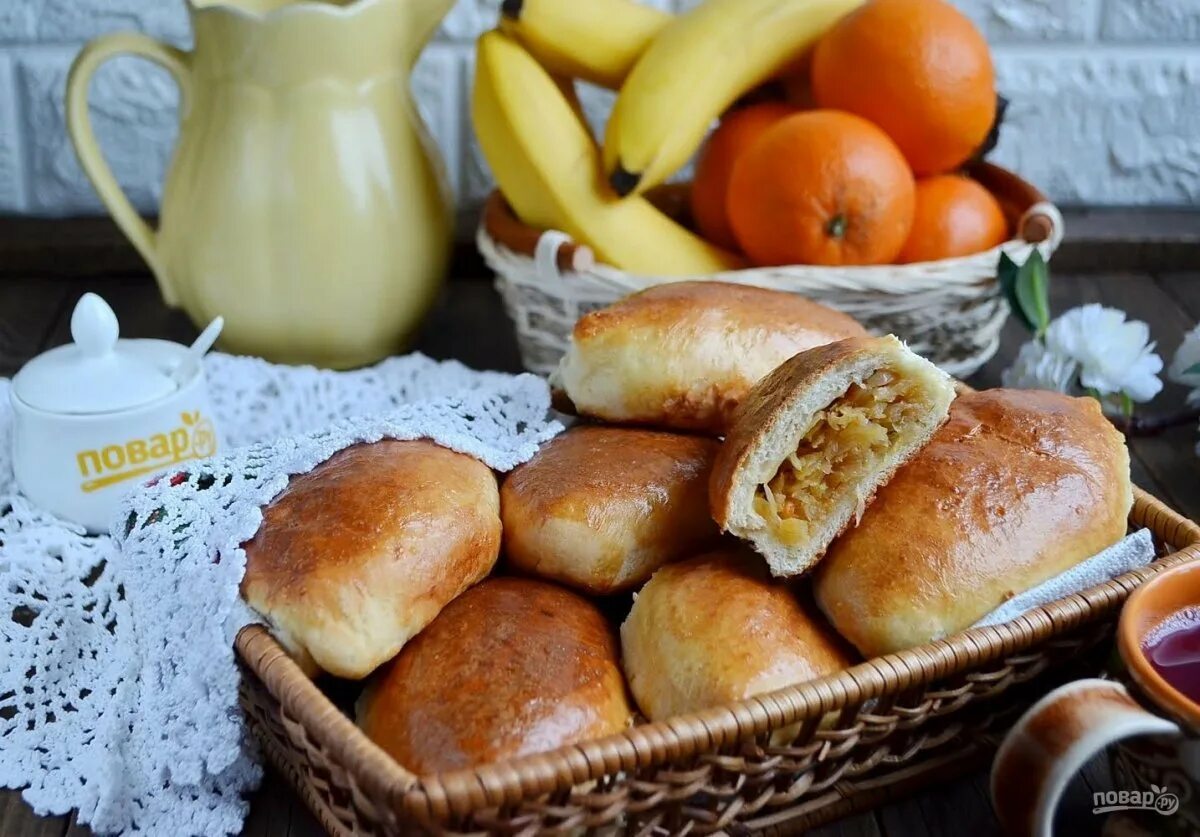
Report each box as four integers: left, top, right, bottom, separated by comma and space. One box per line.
1122, 561, 1200, 729
992, 559, 1200, 837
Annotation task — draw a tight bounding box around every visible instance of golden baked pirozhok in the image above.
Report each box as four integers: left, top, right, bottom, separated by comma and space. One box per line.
553, 280, 867, 435
240, 440, 501, 680
711, 335, 955, 577
621, 550, 855, 722
357, 577, 632, 773
814, 388, 1134, 657
501, 425, 721, 594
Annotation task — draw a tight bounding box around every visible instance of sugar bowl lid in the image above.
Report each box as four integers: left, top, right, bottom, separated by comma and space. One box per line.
12, 293, 178, 414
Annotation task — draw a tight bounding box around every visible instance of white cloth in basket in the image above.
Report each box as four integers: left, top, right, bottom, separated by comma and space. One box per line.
973, 528, 1156, 628
0, 353, 562, 836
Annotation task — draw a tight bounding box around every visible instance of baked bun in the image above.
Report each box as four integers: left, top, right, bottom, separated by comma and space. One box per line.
814, 389, 1134, 658
241, 440, 501, 679
621, 550, 855, 721
357, 578, 632, 773
501, 426, 722, 594
553, 281, 867, 434
711, 335, 955, 577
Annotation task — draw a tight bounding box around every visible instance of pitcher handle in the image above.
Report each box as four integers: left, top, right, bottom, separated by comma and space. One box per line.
66, 33, 191, 306
991, 678, 1181, 837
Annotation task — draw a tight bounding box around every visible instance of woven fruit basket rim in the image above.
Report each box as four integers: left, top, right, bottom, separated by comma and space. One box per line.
478, 161, 1064, 380
480, 162, 1060, 281
236, 483, 1200, 834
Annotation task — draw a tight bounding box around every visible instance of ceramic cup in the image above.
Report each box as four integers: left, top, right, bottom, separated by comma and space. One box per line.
10, 342, 218, 534
992, 560, 1200, 836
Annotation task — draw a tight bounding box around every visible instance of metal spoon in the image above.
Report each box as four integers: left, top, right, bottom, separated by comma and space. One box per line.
171, 316, 224, 386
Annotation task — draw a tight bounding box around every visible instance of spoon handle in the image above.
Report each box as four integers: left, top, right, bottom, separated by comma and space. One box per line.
172, 316, 224, 385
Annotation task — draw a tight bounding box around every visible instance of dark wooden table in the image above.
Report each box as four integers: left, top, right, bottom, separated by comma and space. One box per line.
2, 227, 1198, 836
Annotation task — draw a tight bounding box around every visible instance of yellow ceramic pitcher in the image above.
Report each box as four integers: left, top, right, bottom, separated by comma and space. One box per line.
66, 0, 454, 368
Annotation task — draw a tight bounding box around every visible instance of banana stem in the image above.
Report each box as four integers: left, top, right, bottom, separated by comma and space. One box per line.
610, 166, 640, 197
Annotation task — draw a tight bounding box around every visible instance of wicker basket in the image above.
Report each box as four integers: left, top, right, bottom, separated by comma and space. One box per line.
479, 162, 1064, 379
237, 486, 1200, 836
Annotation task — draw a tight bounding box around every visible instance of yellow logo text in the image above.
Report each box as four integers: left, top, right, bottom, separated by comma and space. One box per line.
76, 411, 218, 493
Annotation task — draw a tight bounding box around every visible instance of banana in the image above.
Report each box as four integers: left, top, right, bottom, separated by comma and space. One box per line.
473, 30, 742, 277
498, 0, 670, 90
604, 0, 864, 196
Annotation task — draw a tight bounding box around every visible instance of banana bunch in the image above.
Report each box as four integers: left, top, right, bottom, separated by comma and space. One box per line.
498, 0, 670, 89
604, 0, 864, 196
478, 0, 863, 273
473, 31, 740, 276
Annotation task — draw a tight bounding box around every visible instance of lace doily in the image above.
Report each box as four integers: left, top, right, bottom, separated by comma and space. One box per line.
0, 353, 562, 835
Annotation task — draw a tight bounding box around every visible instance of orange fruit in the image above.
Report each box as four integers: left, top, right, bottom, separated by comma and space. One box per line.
897, 174, 1008, 263
690, 101, 796, 250
811, 0, 996, 176
726, 110, 915, 267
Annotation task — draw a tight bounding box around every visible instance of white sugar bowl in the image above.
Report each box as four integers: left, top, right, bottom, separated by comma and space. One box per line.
9, 293, 222, 534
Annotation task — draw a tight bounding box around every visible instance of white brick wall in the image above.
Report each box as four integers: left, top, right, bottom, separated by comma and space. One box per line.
0, 56, 23, 208
0, 0, 1196, 224
957, 0, 1101, 41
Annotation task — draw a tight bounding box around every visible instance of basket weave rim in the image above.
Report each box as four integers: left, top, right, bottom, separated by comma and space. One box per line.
236, 484, 1200, 824
479, 161, 1064, 286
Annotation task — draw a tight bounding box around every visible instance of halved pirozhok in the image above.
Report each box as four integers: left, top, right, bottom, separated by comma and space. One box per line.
710, 335, 956, 577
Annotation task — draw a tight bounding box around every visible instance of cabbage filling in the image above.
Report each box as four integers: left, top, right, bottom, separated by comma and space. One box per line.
752, 370, 924, 545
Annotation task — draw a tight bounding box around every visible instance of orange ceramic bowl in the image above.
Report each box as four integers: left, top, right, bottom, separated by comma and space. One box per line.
1119, 560, 1200, 730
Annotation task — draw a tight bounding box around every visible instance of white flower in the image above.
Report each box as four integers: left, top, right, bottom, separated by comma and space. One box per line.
1169, 324, 1200, 405
1001, 340, 1079, 393
1044, 304, 1163, 403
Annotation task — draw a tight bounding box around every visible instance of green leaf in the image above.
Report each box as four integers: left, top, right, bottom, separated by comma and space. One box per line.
1120, 392, 1135, 418
1015, 249, 1052, 338
997, 252, 1036, 334
1183, 362, 1200, 377
997, 251, 1019, 284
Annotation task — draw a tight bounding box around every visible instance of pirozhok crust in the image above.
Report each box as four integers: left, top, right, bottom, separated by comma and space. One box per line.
710, 335, 955, 577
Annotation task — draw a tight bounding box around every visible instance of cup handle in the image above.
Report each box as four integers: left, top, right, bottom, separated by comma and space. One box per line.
991, 678, 1180, 837
66, 33, 192, 306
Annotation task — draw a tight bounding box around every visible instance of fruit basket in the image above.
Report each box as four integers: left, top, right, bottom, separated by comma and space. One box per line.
236, 485, 1198, 835
480, 162, 1063, 379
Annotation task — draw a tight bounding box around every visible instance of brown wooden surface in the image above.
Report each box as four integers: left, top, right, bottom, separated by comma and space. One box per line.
1, 209, 1199, 281
2, 255, 1199, 835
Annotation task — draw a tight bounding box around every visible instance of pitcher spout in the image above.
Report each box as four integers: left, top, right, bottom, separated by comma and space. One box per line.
188, 0, 451, 43
188, 0, 380, 18
403, 0, 456, 63
187, 0, 445, 84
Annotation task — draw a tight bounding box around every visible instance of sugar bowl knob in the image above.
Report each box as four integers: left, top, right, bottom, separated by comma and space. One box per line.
71, 292, 120, 358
